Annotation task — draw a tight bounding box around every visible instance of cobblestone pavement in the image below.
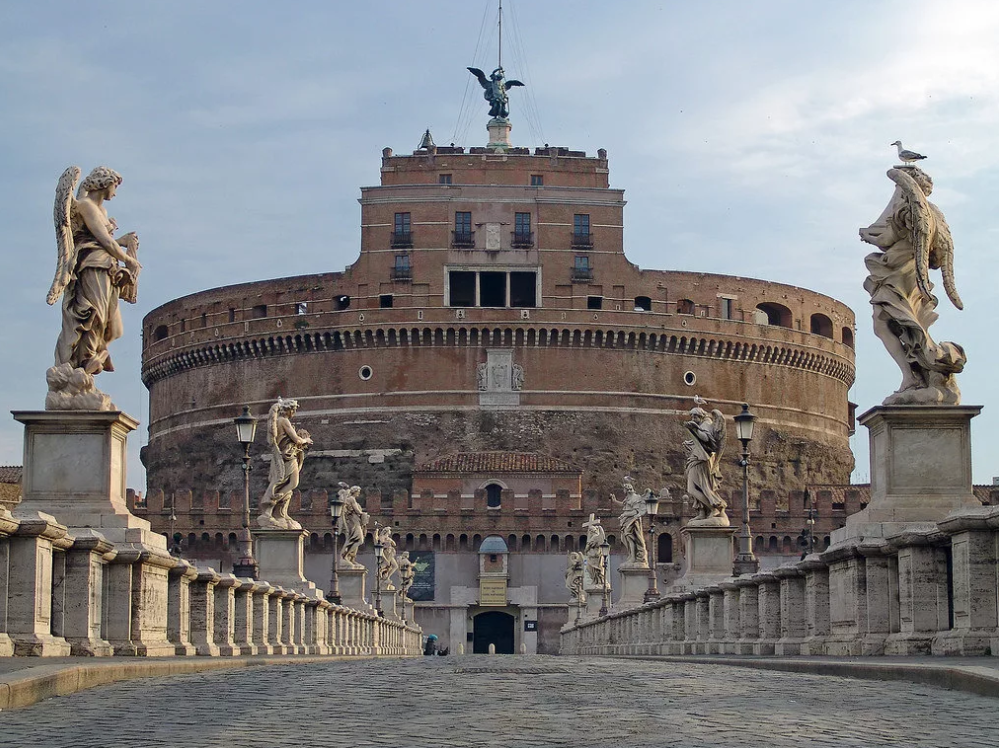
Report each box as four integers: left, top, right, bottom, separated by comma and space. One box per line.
1, 655, 995, 748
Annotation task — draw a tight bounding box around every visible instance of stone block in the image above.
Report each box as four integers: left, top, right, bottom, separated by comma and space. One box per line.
671, 525, 737, 591
254, 528, 323, 599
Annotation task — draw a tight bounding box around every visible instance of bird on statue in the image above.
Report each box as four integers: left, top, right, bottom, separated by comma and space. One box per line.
890, 140, 927, 165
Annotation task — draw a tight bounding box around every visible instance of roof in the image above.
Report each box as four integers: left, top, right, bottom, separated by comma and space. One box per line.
479, 535, 509, 554
417, 452, 580, 475
0, 466, 21, 484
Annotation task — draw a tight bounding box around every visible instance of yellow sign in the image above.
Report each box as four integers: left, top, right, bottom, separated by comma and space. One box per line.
479, 578, 508, 606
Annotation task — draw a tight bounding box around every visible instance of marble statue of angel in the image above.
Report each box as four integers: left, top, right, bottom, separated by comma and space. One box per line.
683, 399, 730, 526
398, 551, 416, 600
582, 514, 607, 588
860, 166, 965, 405
564, 551, 586, 603
376, 525, 400, 588
257, 398, 312, 529
467, 66, 524, 119
338, 485, 369, 568
45, 166, 141, 409
611, 478, 649, 568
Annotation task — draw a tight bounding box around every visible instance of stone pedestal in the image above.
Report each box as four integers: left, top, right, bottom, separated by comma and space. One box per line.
486, 117, 512, 151
583, 583, 606, 618
672, 525, 737, 591
338, 566, 373, 611
253, 528, 322, 599
832, 406, 982, 544
614, 565, 651, 610
377, 583, 399, 620
12, 411, 166, 551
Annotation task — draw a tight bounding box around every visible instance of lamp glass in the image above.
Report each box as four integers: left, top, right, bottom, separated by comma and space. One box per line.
374, 540, 384, 559
330, 496, 343, 519
234, 406, 258, 445
599, 540, 610, 559
733, 403, 756, 443
645, 494, 660, 516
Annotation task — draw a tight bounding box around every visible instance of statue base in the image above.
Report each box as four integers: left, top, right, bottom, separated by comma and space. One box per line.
253, 528, 322, 599
339, 566, 373, 611
12, 410, 165, 551
832, 405, 982, 544
583, 583, 607, 619
614, 566, 652, 610
378, 582, 400, 620
671, 525, 737, 591
487, 117, 512, 151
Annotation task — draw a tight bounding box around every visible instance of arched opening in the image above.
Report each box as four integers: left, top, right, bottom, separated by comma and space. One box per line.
472, 611, 515, 654
756, 302, 793, 328
677, 298, 695, 315
485, 483, 503, 508
842, 326, 855, 348
154, 324, 169, 341
657, 533, 673, 563
810, 313, 833, 338
634, 295, 652, 312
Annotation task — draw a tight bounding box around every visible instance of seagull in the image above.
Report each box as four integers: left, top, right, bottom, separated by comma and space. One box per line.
890, 140, 927, 165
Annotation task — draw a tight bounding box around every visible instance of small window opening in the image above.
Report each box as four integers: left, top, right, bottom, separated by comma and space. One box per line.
379, 294, 393, 308
251, 304, 267, 319
480, 272, 506, 308
439, 174, 452, 184
154, 325, 168, 341
449, 272, 476, 307
634, 295, 652, 312
336, 295, 351, 310
296, 302, 308, 315
587, 296, 603, 310
677, 299, 695, 315
485, 484, 502, 508
530, 174, 543, 186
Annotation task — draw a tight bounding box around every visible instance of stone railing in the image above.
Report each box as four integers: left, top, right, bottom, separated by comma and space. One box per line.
562, 506, 999, 658
0, 507, 422, 658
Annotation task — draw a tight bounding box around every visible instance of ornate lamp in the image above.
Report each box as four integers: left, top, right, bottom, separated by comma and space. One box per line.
327, 491, 344, 604
599, 539, 611, 616
732, 403, 759, 576
644, 490, 661, 602
232, 406, 259, 579
374, 537, 385, 617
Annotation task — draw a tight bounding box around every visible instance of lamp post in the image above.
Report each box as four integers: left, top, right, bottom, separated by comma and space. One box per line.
232, 406, 259, 579
732, 403, 759, 576
169, 507, 179, 555
802, 489, 818, 557
373, 536, 385, 617
643, 491, 661, 603
599, 539, 611, 617
327, 491, 344, 604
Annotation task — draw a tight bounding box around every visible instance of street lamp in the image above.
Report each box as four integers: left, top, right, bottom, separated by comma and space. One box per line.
732, 403, 759, 576
232, 406, 259, 579
169, 507, 179, 556
801, 489, 818, 558
373, 536, 385, 617
327, 491, 344, 604
599, 539, 611, 617
643, 490, 661, 603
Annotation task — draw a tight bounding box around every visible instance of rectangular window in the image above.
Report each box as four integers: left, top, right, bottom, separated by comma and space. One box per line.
395, 212, 411, 233
251, 304, 267, 319
394, 254, 410, 271
510, 272, 537, 308
455, 211, 472, 234
392, 212, 412, 247
515, 212, 531, 234
574, 255, 590, 270
228, 308, 236, 323
296, 302, 308, 316
480, 271, 506, 307
573, 214, 590, 236
379, 294, 393, 308
530, 174, 543, 186
439, 174, 452, 184
587, 296, 603, 310
201, 313, 208, 328
449, 271, 476, 307
720, 297, 733, 320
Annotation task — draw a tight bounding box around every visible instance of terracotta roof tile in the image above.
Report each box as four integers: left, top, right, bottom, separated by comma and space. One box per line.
417, 452, 579, 474
0, 465, 21, 484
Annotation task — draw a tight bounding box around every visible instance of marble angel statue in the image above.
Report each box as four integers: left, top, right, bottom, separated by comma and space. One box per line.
398, 551, 416, 600
338, 484, 369, 569
582, 514, 607, 588
611, 478, 649, 568
860, 165, 965, 405
45, 166, 141, 410
257, 398, 312, 529
565, 551, 586, 603
376, 525, 400, 589
683, 397, 730, 526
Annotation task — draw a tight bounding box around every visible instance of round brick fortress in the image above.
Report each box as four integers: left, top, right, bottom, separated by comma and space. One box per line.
140, 144, 856, 503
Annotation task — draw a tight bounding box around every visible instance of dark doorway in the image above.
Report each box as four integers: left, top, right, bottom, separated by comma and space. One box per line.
473, 611, 515, 654
480, 272, 506, 307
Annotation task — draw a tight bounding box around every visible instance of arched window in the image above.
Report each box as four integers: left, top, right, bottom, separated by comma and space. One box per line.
842, 327, 855, 348
810, 313, 833, 338
657, 533, 673, 563
485, 483, 503, 508
634, 295, 652, 312
756, 302, 793, 328
154, 324, 169, 341
677, 298, 695, 315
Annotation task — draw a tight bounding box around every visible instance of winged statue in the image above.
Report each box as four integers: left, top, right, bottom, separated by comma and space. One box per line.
682, 399, 730, 526
467, 66, 524, 119
860, 165, 966, 405
257, 398, 313, 529
44, 166, 141, 410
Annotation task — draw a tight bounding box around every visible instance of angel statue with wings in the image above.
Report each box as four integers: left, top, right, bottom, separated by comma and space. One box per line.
45, 166, 141, 410
467, 66, 524, 119
257, 398, 313, 529
682, 396, 730, 527
860, 165, 965, 405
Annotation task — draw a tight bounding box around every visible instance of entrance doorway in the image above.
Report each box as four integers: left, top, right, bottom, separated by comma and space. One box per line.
472, 611, 515, 654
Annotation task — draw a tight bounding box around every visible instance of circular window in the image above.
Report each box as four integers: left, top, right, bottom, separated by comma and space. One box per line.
683, 371, 696, 386
358, 365, 373, 381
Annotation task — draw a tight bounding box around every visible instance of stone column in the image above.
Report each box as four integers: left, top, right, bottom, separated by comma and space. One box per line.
304, 599, 319, 655
694, 590, 710, 654
213, 573, 240, 656
668, 596, 685, 655
705, 585, 726, 654
774, 565, 806, 655
933, 507, 999, 655
233, 579, 260, 656
0, 507, 18, 656
681, 593, 697, 654
7, 511, 72, 655
858, 543, 895, 655
168, 560, 198, 656
823, 543, 866, 655
63, 529, 116, 656
800, 555, 830, 655
190, 568, 221, 656
252, 584, 275, 655
268, 588, 286, 655
734, 577, 759, 655
720, 581, 741, 654
885, 528, 949, 655
753, 572, 780, 655
281, 591, 300, 654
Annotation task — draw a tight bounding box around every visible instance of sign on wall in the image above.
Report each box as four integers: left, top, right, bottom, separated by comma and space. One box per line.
479, 577, 508, 606
408, 551, 435, 601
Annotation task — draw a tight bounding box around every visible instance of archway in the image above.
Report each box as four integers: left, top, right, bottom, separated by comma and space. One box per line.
473, 611, 515, 654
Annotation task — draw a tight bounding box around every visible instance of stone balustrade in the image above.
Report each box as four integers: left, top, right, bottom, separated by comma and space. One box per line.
0, 506, 422, 658
562, 506, 999, 658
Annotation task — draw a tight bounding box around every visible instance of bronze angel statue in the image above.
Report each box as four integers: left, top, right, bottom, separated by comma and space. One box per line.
45, 166, 141, 410
860, 165, 965, 405
682, 397, 730, 526
467, 66, 524, 119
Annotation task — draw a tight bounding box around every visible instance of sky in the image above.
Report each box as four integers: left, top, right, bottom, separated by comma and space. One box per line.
1, 0, 997, 487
